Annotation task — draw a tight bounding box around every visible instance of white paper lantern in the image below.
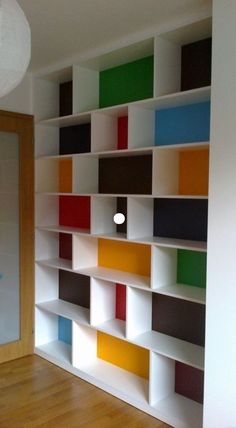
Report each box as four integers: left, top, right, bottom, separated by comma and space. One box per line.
0, 0, 31, 97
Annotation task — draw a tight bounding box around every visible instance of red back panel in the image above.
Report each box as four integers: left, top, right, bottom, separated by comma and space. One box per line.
59, 196, 90, 229
118, 116, 128, 150
116, 284, 126, 321
175, 361, 204, 404
59, 233, 72, 260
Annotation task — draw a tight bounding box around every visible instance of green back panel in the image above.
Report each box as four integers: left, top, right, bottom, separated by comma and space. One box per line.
177, 250, 207, 288
99, 56, 154, 108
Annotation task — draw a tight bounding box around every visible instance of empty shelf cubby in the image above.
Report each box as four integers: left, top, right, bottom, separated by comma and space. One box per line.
153, 198, 208, 241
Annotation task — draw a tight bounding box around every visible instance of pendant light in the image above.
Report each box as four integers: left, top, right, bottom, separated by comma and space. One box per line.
0, 0, 31, 97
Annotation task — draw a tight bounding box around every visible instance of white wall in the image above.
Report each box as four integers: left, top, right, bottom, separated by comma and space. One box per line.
0, 72, 33, 115
204, 1, 236, 427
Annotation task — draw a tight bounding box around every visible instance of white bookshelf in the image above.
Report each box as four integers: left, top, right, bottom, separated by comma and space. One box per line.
34, 16, 212, 428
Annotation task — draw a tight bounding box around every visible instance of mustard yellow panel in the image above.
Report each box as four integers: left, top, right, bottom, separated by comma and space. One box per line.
97, 332, 149, 379
98, 239, 151, 277
59, 158, 72, 193
179, 149, 209, 196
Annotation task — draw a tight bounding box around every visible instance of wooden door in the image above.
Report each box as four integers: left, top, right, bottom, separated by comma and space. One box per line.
0, 110, 34, 363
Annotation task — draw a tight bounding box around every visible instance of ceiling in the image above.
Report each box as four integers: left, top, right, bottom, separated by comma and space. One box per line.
18, 0, 212, 72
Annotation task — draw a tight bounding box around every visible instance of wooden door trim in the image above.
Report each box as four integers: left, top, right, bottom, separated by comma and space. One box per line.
0, 110, 34, 363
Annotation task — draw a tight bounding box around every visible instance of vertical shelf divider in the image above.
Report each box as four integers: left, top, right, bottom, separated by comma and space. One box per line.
73, 65, 99, 114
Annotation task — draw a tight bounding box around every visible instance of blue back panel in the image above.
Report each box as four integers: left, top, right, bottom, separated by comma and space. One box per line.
58, 316, 72, 345
155, 101, 210, 146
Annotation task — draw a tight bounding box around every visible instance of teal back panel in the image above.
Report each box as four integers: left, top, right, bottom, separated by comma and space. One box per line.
99, 56, 154, 108
155, 101, 211, 146
58, 316, 72, 345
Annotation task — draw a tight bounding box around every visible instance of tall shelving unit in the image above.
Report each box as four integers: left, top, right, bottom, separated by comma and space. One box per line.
34, 17, 211, 428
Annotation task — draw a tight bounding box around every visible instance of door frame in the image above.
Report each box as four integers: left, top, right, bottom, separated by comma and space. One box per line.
0, 110, 34, 363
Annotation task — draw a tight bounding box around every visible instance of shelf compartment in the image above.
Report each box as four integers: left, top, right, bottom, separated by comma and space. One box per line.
98, 239, 151, 278
73, 155, 98, 194
59, 80, 72, 117
175, 361, 204, 404
150, 352, 203, 428
72, 236, 151, 287
126, 287, 152, 339
99, 55, 154, 108
59, 195, 91, 230
152, 294, 205, 347
154, 18, 211, 97
78, 266, 150, 290
134, 330, 204, 370
90, 278, 126, 338
91, 196, 127, 237
155, 101, 210, 147
128, 104, 155, 150
59, 233, 72, 261
35, 307, 72, 364
127, 197, 153, 240
151, 246, 206, 303
73, 324, 149, 404
181, 37, 212, 92
98, 154, 152, 195
153, 145, 209, 197
60, 123, 91, 154
59, 270, 90, 308
72, 324, 149, 402
36, 194, 59, 228
35, 229, 60, 262
36, 339, 71, 366
36, 299, 90, 326
91, 110, 128, 153
153, 198, 208, 241
37, 257, 73, 271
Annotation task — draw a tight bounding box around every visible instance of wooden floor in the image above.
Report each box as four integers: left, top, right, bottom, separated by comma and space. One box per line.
0, 355, 170, 428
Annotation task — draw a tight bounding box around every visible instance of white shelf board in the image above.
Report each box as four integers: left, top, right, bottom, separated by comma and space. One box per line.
36, 192, 208, 202
36, 153, 73, 161
135, 86, 211, 110
37, 103, 128, 128
36, 258, 73, 271
37, 111, 92, 127
93, 319, 126, 339
36, 142, 209, 161
154, 195, 208, 199
80, 358, 148, 405
154, 284, 206, 304
155, 141, 209, 151
36, 340, 71, 365
77, 266, 151, 289
134, 330, 204, 370
37, 225, 90, 235
35, 192, 154, 198
37, 86, 210, 128
92, 232, 128, 242
153, 393, 203, 428
36, 299, 90, 326
136, 236, 207, 252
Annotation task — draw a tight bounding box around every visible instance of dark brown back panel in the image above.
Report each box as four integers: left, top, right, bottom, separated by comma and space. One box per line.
59, 270, 90, 308
59, 81, 73, 117
152, 294, 205, 346
153, 198, 208, 241
181, 38, 212, 91
175, 362, 204, 404
99, 155, 152, 194
116, 197, 127, 234
60, 123, 91, 155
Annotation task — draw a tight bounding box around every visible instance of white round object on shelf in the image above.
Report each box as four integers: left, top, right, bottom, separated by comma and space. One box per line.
0, 0, 31, 98
113, 213, 125, 225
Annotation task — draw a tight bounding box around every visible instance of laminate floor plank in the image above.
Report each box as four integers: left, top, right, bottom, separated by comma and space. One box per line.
0, 356, 170, 428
